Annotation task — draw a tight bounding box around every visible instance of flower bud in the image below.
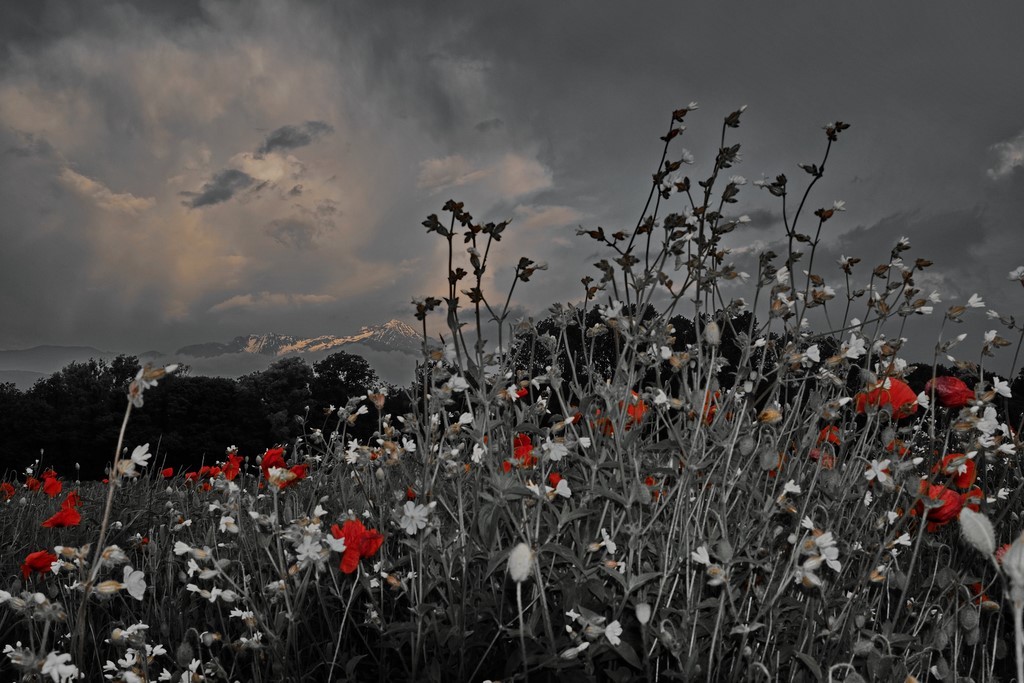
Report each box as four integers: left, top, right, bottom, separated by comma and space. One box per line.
1002, 532, 1024, 603
635, 602, 652, 625
508, 543, 533, 583
959, 508, 996, 557
704, 321, 721, 346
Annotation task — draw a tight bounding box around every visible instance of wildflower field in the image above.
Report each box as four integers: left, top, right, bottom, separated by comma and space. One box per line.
5, 106, 1024, 682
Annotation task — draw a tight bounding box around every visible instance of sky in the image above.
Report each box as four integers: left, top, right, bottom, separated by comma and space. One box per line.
2, 1, 1024, 376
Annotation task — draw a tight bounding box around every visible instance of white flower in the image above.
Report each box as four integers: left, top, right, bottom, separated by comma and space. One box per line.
976, 406, 1000, 436
122, 566, 146, 601
1009, 266, 1024, 283
844, 334, 867, 359
804, 345, 820, 363
783, 480, 802, 495
324, 534, 347, 554
832, 200, 846, 211
691, 545, 711, 566
604, 620, 623, 646
294, 536, 323, 566
993, 378, 1012, 398
449, 376, 470, 392
129, 444, 151, 469
41, 651, 79, 682
967, 293, 985, 308
399, 501, 434, 536
542, 438, 568, 461
507, 543, 533, 583
600, 528, 617, 555
865, 459, 891, 484
600, 300, 625, 321
219, 516, 238, 534
916, 391, 930, 410
552, 478, 572, 498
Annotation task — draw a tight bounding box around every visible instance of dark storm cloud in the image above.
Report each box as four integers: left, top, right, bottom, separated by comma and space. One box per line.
266, 217, 317, 249
3, 0, 1024, 386
3, 130, 55, 159
182, 169, 255, 208
255, 120, 334, 157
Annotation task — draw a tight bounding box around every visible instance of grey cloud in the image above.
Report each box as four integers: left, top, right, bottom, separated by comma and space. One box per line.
182, 168, 254, 208
741, 208, 783, 231
255, 120, 334, 157
475, 117, 504, 133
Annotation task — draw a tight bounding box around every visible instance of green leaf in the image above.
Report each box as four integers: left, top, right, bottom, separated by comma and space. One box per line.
794, 651, 822, 681
540, 542, 586, 572
613, 640, 643, 670
626, 572, 662, 595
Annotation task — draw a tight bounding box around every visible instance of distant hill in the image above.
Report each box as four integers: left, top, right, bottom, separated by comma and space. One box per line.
0, 321, 422, 389
0, 369, 45, 389
0, 345, 112, 373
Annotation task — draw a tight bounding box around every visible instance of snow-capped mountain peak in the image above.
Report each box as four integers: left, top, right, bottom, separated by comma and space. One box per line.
176, 319, 421, 358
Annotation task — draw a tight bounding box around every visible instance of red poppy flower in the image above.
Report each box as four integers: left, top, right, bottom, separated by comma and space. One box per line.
40, 469, 58, 480
198, 465, 222, 480
1, 482, 14, 500
61, 490, 81, 510
817, 426, 841, 447
21, 550, 58, 579
916, 482, 963, 530
406, 486, 417, 501
25, 476, 40, 492
969, 582, 1000, 612
512, 434, 536, 468
184, 471, 199, 484
42, 476, 62, 498
161, 467, 174, 478
548, 472, 563, 488
924, 376, 973, 408
331, 520, 384, 574
962, 486, 983, 513
696, 390, 721, 425
501, 460, 513, 473
884, 439, 909, 458
933, 453, 976, 489
222, 453, 243, 481
261, 448, 287, 480
623, 391, 647, 428
42, 507, 81, 528
855, 378, 918, 419
277, 464, 308, 489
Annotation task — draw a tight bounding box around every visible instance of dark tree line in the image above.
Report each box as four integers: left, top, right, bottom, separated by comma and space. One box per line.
0, 351, 406, 481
